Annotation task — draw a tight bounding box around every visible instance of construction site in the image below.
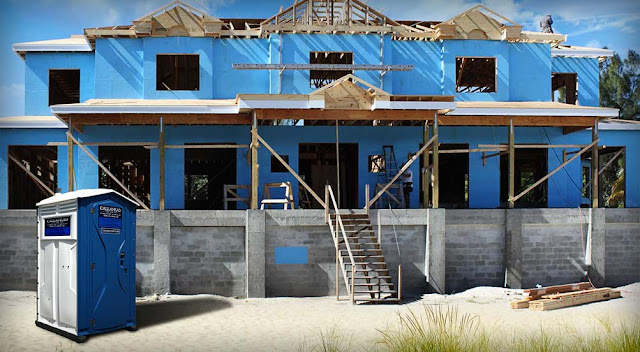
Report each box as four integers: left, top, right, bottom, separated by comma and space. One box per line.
0, 0, 638, 315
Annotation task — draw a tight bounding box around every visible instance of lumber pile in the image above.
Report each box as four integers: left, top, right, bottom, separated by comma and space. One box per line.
510, 282, 621, 311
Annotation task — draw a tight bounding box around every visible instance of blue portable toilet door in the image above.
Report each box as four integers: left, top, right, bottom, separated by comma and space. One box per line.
89, 199, 130, 330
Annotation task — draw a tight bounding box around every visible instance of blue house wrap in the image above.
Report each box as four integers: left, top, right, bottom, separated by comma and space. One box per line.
2, 1, 636, 210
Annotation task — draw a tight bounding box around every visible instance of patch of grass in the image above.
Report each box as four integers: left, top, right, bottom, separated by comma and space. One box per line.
376, 305, 489, 352
301, 306, 640, 352
298, 325, 355, 352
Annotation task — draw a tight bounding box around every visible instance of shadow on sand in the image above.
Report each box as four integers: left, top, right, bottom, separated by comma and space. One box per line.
136, 296, 233, 329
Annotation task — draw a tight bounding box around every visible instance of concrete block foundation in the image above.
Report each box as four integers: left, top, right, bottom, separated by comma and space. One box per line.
0, 208, 638, 297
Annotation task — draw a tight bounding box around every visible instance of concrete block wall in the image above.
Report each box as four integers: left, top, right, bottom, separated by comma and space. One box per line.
0, 211, 37, 290
169, 211, 245, 297
264, 210, 337, 297
520, 209, 590, 288
0, 208, 638, 297
135, 211, 155, 296
445, 210, 505, 293
604, 209, 640, 286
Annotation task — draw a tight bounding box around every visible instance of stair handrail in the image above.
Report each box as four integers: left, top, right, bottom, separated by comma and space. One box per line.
325, 185, 357, 289
326, 185, 356, 267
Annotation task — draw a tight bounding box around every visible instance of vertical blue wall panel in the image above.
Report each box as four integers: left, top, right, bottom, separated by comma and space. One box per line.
212, 39, 270, 98
24, 52, 95, 115
142, 37, 213, 99
552, 57, 600, 107
95, 38, 143, 98
508, 43, 552, 101
442, 40, 509, 101
390, 40, 442, 95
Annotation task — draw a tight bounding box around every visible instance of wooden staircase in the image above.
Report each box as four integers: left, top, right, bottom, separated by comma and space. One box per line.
325, 186, 401, 304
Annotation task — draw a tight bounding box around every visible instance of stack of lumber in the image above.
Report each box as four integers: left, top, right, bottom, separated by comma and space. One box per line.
510, 282, 621, 311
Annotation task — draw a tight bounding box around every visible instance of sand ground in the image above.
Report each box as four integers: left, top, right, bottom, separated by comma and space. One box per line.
1, 284, 638, 352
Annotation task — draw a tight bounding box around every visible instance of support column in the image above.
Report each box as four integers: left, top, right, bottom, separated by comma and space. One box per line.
245, 210, 266, 298
425, 208, 445, 293
159, 117, 165, 211
508, 119, 515, 209
251, 112, 259, 209
422, 122, 430, 208
432, 114, 439, 209
591, 118, 599, 208
67, 118, 74, 192
153, 210, 171, 294
505, 209, 523, 288
589, 208, 606, 286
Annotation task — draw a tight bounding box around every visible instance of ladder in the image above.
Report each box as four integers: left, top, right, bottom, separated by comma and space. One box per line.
376, 145, 405, 208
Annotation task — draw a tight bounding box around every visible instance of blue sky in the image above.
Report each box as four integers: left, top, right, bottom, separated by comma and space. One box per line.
1, 0, 638, 117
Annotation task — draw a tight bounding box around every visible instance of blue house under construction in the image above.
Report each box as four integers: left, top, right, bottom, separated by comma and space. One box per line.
1, 0, 637, 212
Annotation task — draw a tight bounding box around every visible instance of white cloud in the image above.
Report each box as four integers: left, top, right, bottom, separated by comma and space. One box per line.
0, 84, 25, 117
585, 40, 603, 49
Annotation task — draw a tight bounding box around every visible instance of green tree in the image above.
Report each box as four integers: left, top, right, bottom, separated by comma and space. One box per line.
600, 50, 640, 120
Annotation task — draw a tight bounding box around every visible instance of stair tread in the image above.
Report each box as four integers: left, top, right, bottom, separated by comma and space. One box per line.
345, 262, 387, 265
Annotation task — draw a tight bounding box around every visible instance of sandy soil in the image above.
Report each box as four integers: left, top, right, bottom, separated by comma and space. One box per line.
1, 284, 638, 352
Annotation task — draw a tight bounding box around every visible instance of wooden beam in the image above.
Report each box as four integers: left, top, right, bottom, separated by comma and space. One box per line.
598, 148, 624, 176
67, 120, 74, 192
432, 113, 439, 209
256, 109, 433, 121
159, 118, 165, 211
511, 139, 599, 203
422, 122, 429, 208
253, 131, 326, 208
479, 144, 588, 149
368, 134, 437, 209
8, 153, 55, 196
251, 113, 259, 209
438, 115, 596, 127
66, 132, 150, 210
63, 114, 251, 126
591, 119, 599, 208
508, 119, 515, 209
429, 148, 504, 154
162, 144, 250, 149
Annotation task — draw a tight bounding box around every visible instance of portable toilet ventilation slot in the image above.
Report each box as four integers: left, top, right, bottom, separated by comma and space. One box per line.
35, 189, 138, 342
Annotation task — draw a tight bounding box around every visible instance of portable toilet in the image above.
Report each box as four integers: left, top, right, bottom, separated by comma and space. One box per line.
35, 189, 138, 342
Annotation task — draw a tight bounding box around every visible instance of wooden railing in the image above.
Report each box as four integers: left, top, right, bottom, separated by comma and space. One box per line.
325, 185, 357, 303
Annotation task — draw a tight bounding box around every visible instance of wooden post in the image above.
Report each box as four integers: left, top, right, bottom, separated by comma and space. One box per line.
159, 117, 165, 211
335, 245, 339, 300
377, 210, 381, 244
365, 184, 370, 216
591, 118, 599, 208
350, 265, 355, 304
67, 117, 74, 192
251, 112, 259, 209
432, 114, 439, 209
397, 264, 402, 302
508, 119, 515, 209
422, 122, 430, 208
335, 120, 340, 208
325, 185, 329, 223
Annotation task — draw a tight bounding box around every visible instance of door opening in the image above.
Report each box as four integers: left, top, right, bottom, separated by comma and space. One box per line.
184, 145, 237, 210
298, 143, 358, 208
500, 148, 548, 208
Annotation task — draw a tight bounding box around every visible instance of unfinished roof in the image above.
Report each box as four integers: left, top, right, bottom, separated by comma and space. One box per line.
0, 116, 68, 128
79, 0, 565, 43
552, 45, 615, 60
12, 35, 92, 60
448, 101, 619, 117
434, 4, 565, 44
